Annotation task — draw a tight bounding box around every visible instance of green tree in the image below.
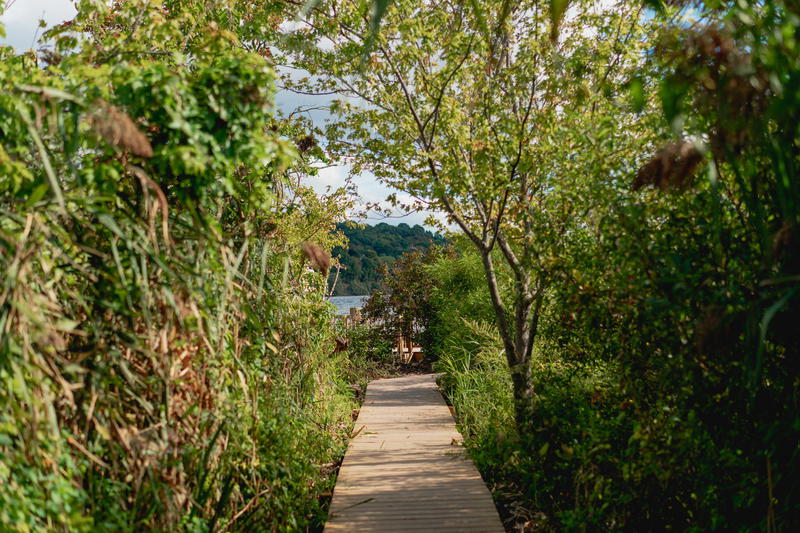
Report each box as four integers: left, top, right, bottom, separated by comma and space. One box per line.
300, 0, 654, 432
363, 246, 449, 346
330, 221, 444, 295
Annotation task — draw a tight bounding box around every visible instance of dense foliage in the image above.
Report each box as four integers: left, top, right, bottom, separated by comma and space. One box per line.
394, 205, 800, 530
329, 222, 444, 295
304, 0, 800, 530
2, 0, 799, 531
361, 246, 445, 346
0, 1, 362, 530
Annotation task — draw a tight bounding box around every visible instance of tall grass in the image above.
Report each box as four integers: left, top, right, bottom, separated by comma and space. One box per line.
0, 4, 360, 530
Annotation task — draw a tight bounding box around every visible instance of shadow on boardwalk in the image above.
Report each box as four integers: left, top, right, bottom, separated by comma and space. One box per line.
324, 374, 504, 533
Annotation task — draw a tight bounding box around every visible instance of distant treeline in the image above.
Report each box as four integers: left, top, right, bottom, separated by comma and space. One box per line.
329, 222, 446, 296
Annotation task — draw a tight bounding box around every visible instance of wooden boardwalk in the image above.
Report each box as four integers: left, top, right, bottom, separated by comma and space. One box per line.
324, 374, 504, 533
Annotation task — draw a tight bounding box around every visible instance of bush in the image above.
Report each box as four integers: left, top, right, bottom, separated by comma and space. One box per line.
0, 3, 357, 531
427, 228, 799, 530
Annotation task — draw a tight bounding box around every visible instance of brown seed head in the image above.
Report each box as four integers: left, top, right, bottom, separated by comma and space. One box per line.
633, 141, 704, 191
87, 99, 153, 158
301, 241, 331, 275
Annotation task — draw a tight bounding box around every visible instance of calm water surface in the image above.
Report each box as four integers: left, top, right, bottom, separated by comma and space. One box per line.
327, 295, 369, 316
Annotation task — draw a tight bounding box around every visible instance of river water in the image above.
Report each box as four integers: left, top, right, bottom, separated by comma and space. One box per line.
327, 295, 369, 316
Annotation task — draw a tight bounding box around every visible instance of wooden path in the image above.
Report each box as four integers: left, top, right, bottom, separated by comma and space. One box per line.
324, 374, 504, 533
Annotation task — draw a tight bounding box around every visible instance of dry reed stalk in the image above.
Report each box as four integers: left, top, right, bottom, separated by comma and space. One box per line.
127, 165, 172, 247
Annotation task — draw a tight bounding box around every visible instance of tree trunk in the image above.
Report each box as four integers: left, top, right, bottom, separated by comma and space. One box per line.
478, 248, 539, 436
511, 293, 544, 437
510, 359, 534, 434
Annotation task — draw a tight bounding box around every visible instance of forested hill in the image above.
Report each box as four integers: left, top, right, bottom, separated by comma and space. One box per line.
330, 222, 446, 296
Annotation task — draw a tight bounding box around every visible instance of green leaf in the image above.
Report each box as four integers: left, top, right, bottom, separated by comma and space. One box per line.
549, 0, 572, 42
299, 0, 323, 17
660, 75, 689, 131
361, 0, 392, 62
539, 442, 550, 456
629, 77, 646, 113
21, 110, 65, 212
97, 213, 125, 240
23, 183, 50, 208
17, 85, 84, 104
466, 0, 489, 37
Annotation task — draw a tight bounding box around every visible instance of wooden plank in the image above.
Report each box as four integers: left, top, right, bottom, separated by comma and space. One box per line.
324, 374, 504, 533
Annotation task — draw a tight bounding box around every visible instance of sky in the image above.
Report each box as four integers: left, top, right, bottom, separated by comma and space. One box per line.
0, 0, 440, 229
0, 0, 76, 51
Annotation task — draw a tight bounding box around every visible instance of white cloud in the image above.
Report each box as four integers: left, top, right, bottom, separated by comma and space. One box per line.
0, 0, 76, 51
309, 163, 350, 194
304, 163, 447, 229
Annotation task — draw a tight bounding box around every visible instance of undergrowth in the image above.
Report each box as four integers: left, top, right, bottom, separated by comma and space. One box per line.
428, 232, 799, 531
0, 2, 364, 531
